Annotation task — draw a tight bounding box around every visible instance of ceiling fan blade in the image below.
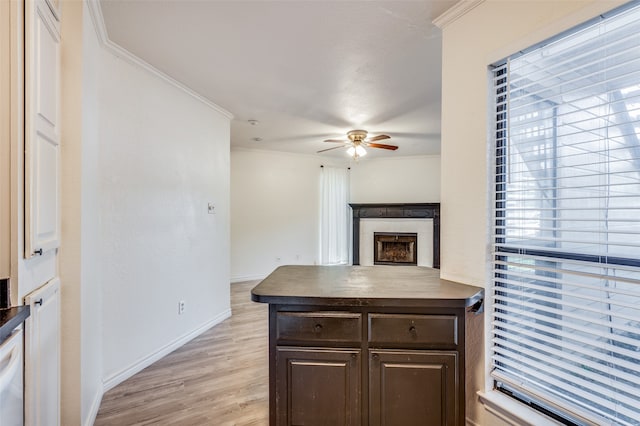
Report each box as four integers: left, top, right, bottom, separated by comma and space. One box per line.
367, 134, 391, 142
317, 145, 347, 153
323, 138, 348, 143
366, 142, 398, 150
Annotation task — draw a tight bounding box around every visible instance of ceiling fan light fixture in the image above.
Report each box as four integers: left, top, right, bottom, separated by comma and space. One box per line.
347, 145, 367, 159
317, 129, 394, 157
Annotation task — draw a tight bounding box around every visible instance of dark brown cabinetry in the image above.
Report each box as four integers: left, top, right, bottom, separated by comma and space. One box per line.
369, 350, 457, 426
274, 310, 462, 425
276, 347, 361, 425
252, 265, 484, 426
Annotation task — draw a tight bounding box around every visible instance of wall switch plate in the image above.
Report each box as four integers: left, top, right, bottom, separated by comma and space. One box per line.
207, 203, 215, 214
178, 300, 186, 315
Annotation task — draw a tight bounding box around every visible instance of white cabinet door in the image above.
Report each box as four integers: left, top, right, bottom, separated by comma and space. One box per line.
24, 277, 60, 426
25, 0, 60, 258
0, 0, 11, 278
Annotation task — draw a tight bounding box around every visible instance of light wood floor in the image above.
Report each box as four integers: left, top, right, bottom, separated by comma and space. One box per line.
94, 281, 269, 425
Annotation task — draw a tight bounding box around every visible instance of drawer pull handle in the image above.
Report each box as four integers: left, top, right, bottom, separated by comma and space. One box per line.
409, 325, 417, 333
314, 324, 323, 332
34, 298, 43, 306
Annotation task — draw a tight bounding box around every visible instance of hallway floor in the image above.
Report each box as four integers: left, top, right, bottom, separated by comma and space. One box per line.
94, 281, 269, 425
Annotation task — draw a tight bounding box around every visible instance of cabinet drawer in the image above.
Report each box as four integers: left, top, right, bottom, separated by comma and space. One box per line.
277, 312, 362, 343
368, 314, 457, 346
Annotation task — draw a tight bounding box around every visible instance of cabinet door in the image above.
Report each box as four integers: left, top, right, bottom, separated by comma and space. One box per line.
0, 0, 11, 278
25, 0, 60, 258
369, 350, 458, 426
276, 347, 361, 426
24, 277, 60, 426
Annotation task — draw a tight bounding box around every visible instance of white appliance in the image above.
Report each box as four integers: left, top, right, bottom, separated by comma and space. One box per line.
0, 327, 24, 426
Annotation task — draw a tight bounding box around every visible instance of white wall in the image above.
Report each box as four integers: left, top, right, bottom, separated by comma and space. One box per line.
350, 155, 440, 203
230, 149, 335, 281
80, 3, 102, 422
231, 151, 440, 281
54, 4, 232, 423
60, 2, 100, 424
98, 39, 232, 388
438, 1, 626, 424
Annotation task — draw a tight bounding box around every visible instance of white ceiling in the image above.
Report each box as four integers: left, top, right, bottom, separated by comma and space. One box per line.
99, 0, 457, 159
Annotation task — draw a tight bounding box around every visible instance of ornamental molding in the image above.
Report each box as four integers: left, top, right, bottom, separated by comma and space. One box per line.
433, 0, 486, 30
84, 0, 233, 118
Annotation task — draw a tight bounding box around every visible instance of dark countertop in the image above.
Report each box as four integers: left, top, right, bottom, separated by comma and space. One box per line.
251, 265, 484, 308
0, 306, 30, 345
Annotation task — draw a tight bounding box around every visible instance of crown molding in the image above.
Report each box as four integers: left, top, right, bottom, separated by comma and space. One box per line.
231, 146, 332, 161
86, 0, 108, 45
432, 0, 485, 30
84, 0, 233, 119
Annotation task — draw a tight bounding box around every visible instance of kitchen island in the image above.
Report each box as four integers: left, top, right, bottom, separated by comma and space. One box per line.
251, 265, 484, 426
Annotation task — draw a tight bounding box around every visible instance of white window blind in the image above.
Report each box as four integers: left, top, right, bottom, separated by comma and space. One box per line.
491, 3, 640, 425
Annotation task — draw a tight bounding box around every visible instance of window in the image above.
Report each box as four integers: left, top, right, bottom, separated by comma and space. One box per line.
319, 166, 350, 265
491, 3, 640, 425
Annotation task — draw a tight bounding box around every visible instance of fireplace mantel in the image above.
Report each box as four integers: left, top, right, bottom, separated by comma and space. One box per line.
349, 203, 440, 269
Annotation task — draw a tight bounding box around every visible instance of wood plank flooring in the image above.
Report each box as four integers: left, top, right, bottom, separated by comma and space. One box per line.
94, 281, 269, 425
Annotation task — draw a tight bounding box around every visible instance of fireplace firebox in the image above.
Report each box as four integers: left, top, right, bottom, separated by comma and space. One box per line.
374, 232, 418, 265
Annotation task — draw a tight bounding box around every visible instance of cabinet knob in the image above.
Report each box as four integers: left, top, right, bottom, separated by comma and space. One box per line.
409, 325, 417, 333
372, 353, 379, 360
314, 324, 323, 332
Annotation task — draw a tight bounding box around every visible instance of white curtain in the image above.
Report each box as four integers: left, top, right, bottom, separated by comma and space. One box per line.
319, 166, 350, 265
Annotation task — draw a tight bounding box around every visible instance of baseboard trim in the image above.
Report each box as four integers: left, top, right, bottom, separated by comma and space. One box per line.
231, 274, 265, 283
102, 308, 232, 392
83, 386, 104, 426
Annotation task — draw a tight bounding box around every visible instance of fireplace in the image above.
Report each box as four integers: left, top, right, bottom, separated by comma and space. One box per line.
374, 233, 418, 265
349, 203, 440, 268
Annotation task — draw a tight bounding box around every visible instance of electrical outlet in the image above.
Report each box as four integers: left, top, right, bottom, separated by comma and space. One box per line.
207, 203, 215, 214
178, 300, 186, 315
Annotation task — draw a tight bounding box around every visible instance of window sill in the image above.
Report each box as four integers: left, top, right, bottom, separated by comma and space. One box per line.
478, 390, 563, 426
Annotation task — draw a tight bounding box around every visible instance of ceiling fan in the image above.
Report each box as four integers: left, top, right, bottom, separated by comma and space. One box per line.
317, 130, 398, 159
